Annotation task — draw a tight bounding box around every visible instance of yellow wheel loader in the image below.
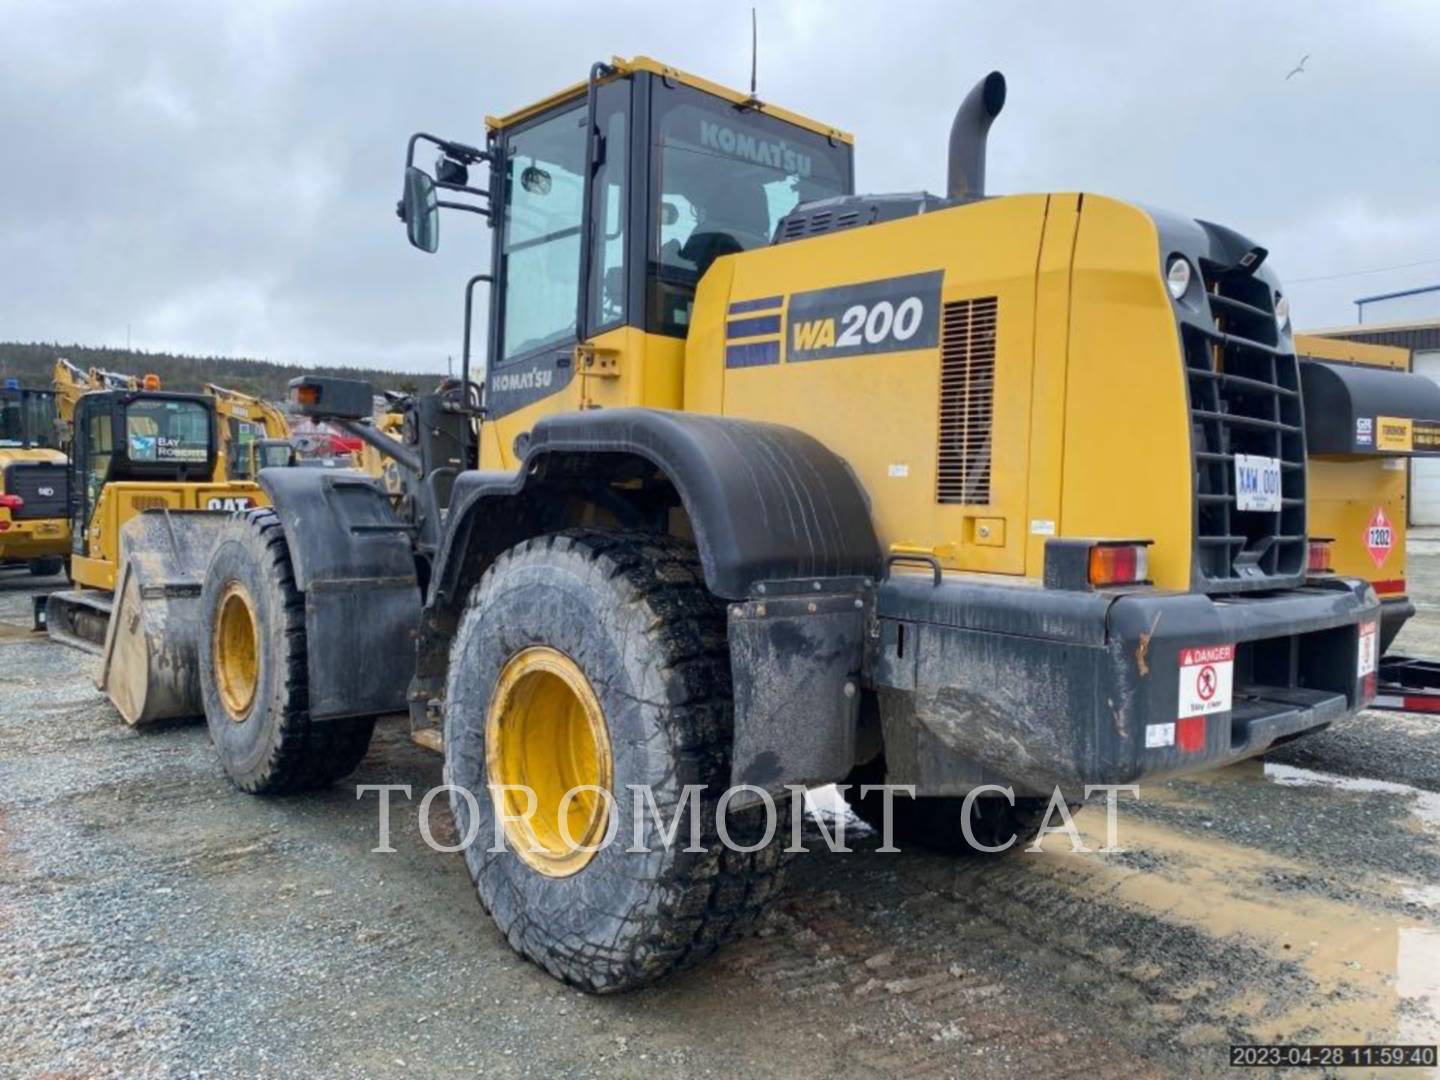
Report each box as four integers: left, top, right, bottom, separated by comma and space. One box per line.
0, 380, 69, 577
45, 386, 269, 726
181, 56, 1378, 992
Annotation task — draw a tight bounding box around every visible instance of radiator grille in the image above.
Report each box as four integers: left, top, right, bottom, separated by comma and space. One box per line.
936, 297, 998, 505
2, 463, 67, 520
1185, 268, 1306, 590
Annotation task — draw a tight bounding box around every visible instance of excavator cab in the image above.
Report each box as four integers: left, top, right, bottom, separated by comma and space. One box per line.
68, 390, 216, 557
227, 434, 296, 480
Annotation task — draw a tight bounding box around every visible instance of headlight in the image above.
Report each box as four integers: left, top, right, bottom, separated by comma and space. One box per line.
1274, 292, 1291, 335
1166, 256, 1192, 300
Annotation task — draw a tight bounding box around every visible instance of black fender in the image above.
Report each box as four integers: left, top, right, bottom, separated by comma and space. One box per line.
256, 468, 422, 719
418, 409, 882, 790
431, 407, 882, 612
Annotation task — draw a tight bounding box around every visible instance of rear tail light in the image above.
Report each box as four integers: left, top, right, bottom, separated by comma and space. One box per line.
0, 494, 24, 511
1307, 538, 1333, 574
1088, 543, 1150, 587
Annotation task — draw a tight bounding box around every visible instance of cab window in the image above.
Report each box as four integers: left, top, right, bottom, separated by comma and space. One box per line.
0, 393, 23, 447
124, 400, 210, 464
84, 409, 114, 523
23, 393, 58, 449
0, 391, 58, 449
498, 105, 587, 362
649, 83, 851, 336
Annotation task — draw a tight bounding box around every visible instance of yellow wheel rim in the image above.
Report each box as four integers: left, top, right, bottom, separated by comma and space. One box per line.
485, 646, 613, 878
214, 582, 260, 722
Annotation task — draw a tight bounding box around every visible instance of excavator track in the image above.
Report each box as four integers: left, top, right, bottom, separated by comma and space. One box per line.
43, 589, 113, 655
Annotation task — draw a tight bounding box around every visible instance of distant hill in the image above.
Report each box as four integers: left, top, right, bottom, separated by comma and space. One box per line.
0, 342, 442, 402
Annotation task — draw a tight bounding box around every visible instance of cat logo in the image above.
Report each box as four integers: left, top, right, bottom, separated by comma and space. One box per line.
205, 496, 254, 512
37, 486, 55, 497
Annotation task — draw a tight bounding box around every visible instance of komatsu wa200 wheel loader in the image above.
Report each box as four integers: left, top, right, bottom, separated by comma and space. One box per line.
177, 57, 1377, 992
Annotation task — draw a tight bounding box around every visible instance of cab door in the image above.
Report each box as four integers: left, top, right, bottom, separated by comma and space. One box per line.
69, 395, 116, 556
480, 79, 632, 470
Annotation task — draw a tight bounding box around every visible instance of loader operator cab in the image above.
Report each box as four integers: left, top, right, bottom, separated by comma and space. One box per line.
397, 58, 852, 396
68, 391, 216, 555
0, 385, 61, 450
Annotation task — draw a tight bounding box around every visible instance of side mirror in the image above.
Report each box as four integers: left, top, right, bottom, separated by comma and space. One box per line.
401, 166, 440, 253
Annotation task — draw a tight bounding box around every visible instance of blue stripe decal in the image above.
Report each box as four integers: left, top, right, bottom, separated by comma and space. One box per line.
725, 340, 780, 368
726, 314, 782, 339
728, 295, 784, 316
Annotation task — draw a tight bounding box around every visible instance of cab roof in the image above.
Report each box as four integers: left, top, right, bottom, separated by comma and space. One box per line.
484, 55, 853, 145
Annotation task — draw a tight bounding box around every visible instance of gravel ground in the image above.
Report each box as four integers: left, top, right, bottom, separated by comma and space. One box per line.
2, 557, 1439, 1078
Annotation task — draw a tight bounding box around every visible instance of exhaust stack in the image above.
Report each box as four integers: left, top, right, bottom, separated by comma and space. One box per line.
947, 71, 1006, 200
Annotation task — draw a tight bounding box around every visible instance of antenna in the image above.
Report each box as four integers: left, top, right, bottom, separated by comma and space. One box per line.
750, 7, 758, 98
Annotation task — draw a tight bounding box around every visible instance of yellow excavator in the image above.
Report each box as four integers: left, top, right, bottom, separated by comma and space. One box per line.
53, 358, 295, 477
0, 378, 69, 577
44, 378, 271, 725
205, 381, 296, 479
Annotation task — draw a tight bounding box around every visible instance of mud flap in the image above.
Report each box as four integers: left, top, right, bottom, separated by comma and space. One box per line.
258, 469, 421, 720
727, 582, 867, 796
98, 510, 230, 726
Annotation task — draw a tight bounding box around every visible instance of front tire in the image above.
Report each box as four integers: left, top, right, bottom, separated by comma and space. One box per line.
198, 509, 374, 793
28, 557, 64, 577
444, 529, 784, 993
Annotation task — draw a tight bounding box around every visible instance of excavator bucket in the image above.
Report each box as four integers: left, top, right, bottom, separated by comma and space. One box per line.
98, 510, 231, 726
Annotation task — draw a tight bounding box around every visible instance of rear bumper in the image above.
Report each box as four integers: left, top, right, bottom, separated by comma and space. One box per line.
0, 517, 70, 562
869, 574, 1379, 796
1379, 594, 1415, 655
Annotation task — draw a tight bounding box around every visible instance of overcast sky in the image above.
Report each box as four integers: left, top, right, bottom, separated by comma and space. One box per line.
3, 1, 1437, 373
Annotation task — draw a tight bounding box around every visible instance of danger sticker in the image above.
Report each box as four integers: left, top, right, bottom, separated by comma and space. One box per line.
1358, 620, 1378, 678
1365, 506, 1394, 568
1178, 644, 1235, 719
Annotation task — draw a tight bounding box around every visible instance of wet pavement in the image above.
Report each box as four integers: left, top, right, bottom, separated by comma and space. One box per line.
0, 556, 1438, 1078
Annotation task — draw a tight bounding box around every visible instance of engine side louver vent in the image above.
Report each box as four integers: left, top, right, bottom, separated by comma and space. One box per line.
936, 296, 998, 505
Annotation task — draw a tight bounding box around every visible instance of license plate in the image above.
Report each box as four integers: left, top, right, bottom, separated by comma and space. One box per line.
1234, 453, 1281, 512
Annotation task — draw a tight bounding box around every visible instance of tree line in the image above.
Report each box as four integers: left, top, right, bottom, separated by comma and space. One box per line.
0, 342, 440, 401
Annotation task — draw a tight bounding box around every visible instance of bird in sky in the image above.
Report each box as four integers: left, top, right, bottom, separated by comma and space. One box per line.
1285, 53, 1310, 80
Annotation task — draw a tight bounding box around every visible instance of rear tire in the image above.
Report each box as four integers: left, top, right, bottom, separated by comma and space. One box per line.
198, 508, 374, 793
843, 756, 1060, 855
444, 529, 785, 993
28, 557, 64, 577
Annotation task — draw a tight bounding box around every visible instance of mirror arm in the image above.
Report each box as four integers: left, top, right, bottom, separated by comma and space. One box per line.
406, 131, 490, 170
435, 179, 490, 200
437, 200, 490, 219
331, 418, 424, 478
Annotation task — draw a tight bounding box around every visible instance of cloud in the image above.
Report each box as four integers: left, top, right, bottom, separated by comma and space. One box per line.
1, 0, 1437, 371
